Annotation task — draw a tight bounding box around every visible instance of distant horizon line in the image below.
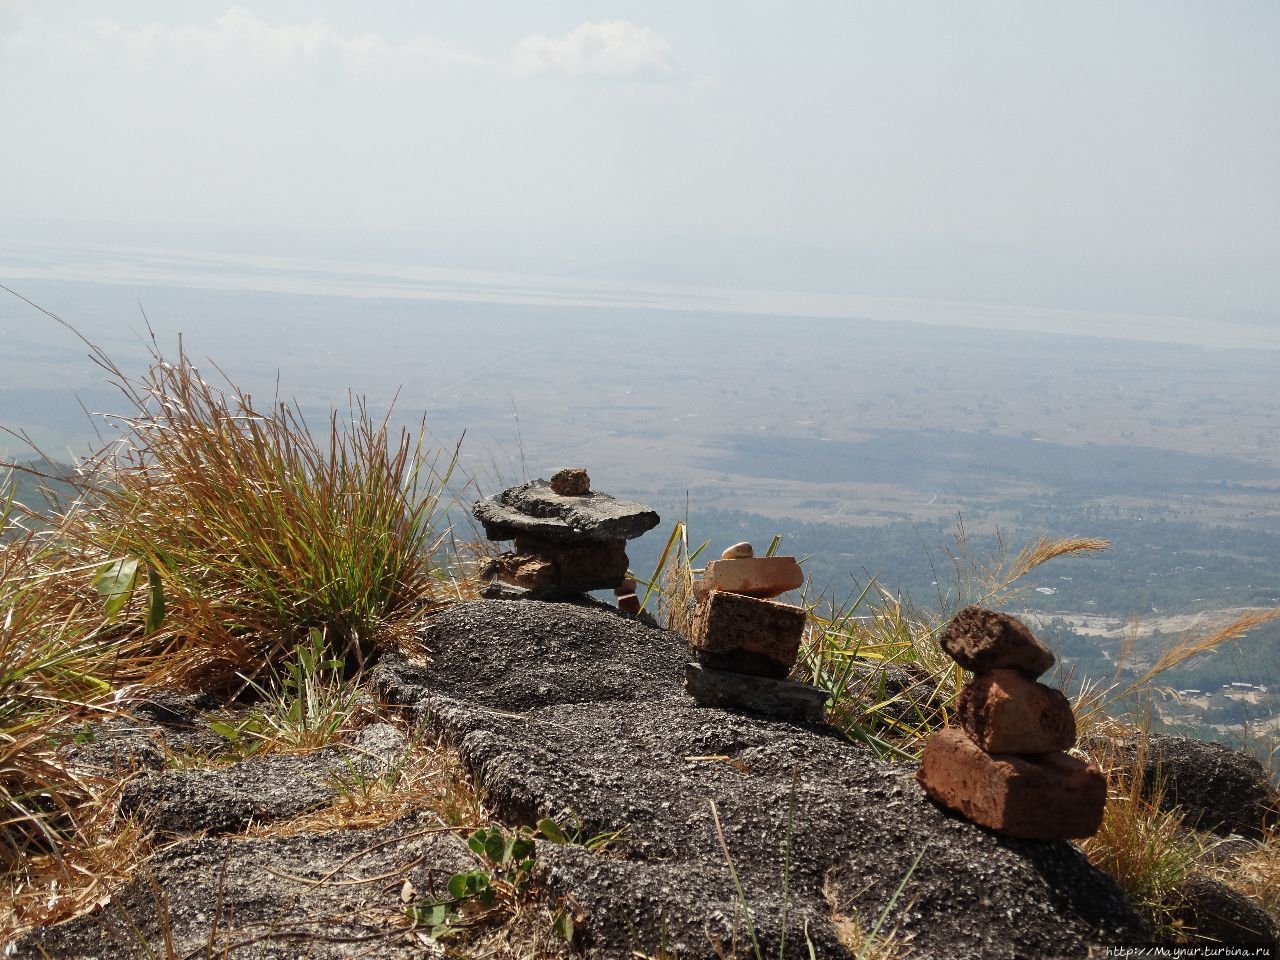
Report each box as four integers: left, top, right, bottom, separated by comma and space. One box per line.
2, 236, 1274, 353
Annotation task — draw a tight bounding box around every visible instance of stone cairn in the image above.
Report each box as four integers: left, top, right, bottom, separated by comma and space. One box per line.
916, 606, 1107, 840
473, 467, 660, 604
683, 541, 829, 723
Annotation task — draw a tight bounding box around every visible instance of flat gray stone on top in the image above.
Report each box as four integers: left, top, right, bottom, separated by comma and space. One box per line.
473, 479, 660, 543
391, 600, 1148, 960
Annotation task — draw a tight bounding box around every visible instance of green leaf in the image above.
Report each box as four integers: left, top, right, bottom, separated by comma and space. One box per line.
447, 869, 489, 901
446, 872, 470, 901
509, 837, 535, 862
208, 720, 241, 741
488, 832, 511, 863
146, 565, 166, 632
408, 902, 449, 927
553, 908, 574, 942
95, 557, 139, 621
467, 830, 487, 857
537, 817, 570, 844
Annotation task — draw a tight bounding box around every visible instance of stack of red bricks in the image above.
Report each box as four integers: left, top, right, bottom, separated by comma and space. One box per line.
916, 607, 1107, 840
691, 541, 807, 677
684, 542, 828, 722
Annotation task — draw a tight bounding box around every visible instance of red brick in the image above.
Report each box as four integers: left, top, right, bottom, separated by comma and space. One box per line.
488, 553, 556, 590
957, 669, 1077, 753
939, 607, 1055, 678
917, 728, 1105, 840
691, 590, 807, 672
703, 557, 804, 599
508, 536, 629, 592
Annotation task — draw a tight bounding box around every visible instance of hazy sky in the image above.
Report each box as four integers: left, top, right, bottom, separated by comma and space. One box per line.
2, 2, 1277, 321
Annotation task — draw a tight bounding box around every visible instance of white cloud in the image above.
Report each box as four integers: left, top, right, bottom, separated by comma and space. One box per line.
512, 20, 681, 82
15, 7, 484, 89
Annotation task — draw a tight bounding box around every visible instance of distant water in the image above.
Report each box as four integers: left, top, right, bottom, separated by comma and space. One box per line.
2, 238, 1275, 352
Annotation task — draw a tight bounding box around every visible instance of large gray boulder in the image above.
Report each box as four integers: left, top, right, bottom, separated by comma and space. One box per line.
1169, 875, 1279, 947
1121, 734, 1279, 839
376, 599, 1148, 959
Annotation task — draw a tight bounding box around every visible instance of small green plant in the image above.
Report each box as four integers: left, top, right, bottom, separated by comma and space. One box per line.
406, 823, 536, 940
535, 812, 624, 853
208, 629, 360, 757
466, 824, 539, 887
405, 816, 600, 943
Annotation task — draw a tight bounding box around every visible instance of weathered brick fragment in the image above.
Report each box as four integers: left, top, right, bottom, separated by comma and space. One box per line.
940, 607, 1055, 678
488, 554, 556, 591
549, 467, 590, 496
957, 669, 1077, 754
691, 590, 807, 673
505, 536, 628, 592
703, 557, 804, 599
615, 578, 640, 616
917, 728, 1105, 840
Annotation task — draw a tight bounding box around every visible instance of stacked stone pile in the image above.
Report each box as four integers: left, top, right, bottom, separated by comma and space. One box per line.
473, 468, 659, 602
917, 606, 1106, 840
683, 542, 828, 722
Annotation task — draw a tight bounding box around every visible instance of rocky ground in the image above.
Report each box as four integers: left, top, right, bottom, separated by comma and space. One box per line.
14, 599, 1279, 959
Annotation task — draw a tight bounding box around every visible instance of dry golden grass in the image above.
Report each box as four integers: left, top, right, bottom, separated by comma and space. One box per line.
1212, 825, 1280, 920
822, 868, 918, 960
1077, 730, 1218, 940
1, 488, 152, 908
19, 311, 468, 689
1, 773, 152, 945
1073, 609, 1280, 736
249, 730, 487, 840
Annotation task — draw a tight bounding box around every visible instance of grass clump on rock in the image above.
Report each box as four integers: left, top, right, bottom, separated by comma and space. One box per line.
42, 325, 466, 688
0, 315, 486, 945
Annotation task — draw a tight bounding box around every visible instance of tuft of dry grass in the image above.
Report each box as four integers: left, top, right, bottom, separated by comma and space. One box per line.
801, 583, 955, 760
1220, 826, 1280, 919
0, 482, 139, 887
1, 764, 150, 945
1078, 730, 1217, 940
249, 728, 487, 839
635, 519, 708, 638
1070, 609, 1280, 746
29, 318, 466, 688
946, 523, 1111, 610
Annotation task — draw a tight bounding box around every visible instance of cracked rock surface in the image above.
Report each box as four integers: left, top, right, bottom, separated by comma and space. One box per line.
14, 813, 475, 960
376, 599, 1148, 959
118, 723, 407, 836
